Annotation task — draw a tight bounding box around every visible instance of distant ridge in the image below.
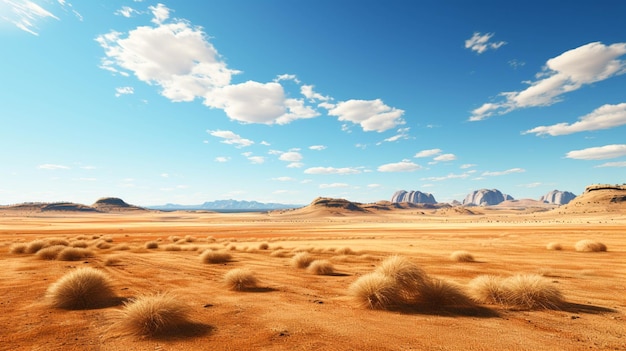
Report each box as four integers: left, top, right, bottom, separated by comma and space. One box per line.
148, 199, 301, 211
0, 197, 146, 213
92, 197, 146, 212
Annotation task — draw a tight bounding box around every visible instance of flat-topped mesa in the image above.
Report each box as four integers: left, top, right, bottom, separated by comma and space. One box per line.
391, 190, 437, 204
540, 190, 576, 205
462, 189, 512, 206
584, 184, 626, 193
92, 197, 145, 212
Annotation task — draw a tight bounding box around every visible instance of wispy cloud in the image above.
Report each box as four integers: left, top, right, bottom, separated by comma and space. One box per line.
566, 144, 626, 160
481, 168, 525, 176
319, 183, 349, 189
247, 156, 265, 164
523, 103, 626, 136
382, 127, 410, 143
2, 0, 59, 36
460, 164, 476, 169
324, 99, 405, 132
215, 156, 230, 163
304, 166, 361, 175
278, 151, 303, 162
414, 149, 442, 158
114, 6, 139, 18
115, 86, 134, 97
377, 160, 422, 172
465, 32, 506, 54
207, 130, 254, 148
272, 176, 295, 182
309, 145, 326, 151
433, 153, 457, 162
595, 161, 626, 168
38, 164, 69, 170
471, 42, 626, 121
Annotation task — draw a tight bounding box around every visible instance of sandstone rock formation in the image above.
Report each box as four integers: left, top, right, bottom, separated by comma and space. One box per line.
540, 190, 576, 205
462, 189, 512, 206
391, 190, 436, 204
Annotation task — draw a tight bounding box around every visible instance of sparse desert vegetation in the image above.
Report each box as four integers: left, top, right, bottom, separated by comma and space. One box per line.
223, 268, 259, 291
291, 252, 314, 268
546, 242, 562, 250
117, 292, 193, 338
468, 274, 563, 309
450, 250, 475, 262
200, 250, 232, 264
574, 239, 607, 252
45, 267, 116, 309
307, 259, 335, 275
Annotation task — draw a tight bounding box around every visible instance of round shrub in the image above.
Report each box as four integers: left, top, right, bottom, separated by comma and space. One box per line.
574, 240, 607, 252
117, 292, 192, 338
224, 268, 258, 291
46, 267, 116, 309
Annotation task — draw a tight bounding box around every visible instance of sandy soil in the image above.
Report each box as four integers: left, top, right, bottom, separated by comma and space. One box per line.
0, 208, 624, 351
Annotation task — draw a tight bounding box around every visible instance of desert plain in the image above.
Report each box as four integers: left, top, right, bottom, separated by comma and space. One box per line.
0, 189, 624, 351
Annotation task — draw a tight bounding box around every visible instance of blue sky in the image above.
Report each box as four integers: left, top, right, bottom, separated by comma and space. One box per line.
1, 1, 625, 206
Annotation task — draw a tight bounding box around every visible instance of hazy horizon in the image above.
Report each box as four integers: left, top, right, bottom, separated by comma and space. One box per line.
1, 1, 625, 206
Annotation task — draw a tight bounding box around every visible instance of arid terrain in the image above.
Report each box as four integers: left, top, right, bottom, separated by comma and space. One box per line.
0, 189, 624, 351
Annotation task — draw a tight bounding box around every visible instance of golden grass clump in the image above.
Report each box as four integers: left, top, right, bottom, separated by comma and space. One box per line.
415, 278, 474, 308
9, 243, 28, 254
57, 247, 93, 261
574, 240, 607, 252
258, 242, 269, 250
270, 249, 290, 258
349, 273, 401, 310
145, 241, 159, 250
36, 245, 66, 260
164, 244, 182, 251
450, 250, 475, 262
46, 238, 69, 246
94, 240, 112, 249
200, 250, 232, 264
291, 252, 314, 268
469, 274, 563, 309
46, 267, 116, 309
546, 242, 563, 250
117, 292, 192, 338
112, 244, 131, 251
104, 255, 123, 266
223, 268, 259, 291
375, 256, 429, 295
70, 240, 89, 248
26, 240, 48, 254
335, 247, 355, 255
307, 260, 335, 275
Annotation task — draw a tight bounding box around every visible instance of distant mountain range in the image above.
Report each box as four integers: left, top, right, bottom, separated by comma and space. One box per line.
147, 199, 303, 212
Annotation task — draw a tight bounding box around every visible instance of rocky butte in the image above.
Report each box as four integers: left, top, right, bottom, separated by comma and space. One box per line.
462, 189, 513, 206
540, 190, 577, 205
391, 190, 437, 204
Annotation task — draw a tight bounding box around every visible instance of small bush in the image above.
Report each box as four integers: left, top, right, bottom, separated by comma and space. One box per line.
270, 250, 290, 258
291, 252, 314, 268
164, 244, 182, 251
200, 250, 231, 264
415, 278, 474, 308
104, 255, 122, 266
145, 241, 159, 250
57, 247, 93, 261
258, 242, 269, 250
46, 267, 116, 309
546, 242, 562, 250
112, 244, 130, 251
349, 273, 401, 310
168, 236, 181, 242
307, 260, 335, 275
36, 245, 66, 260
26, 240, 48, 254
46, 238, 69, 246
336, 247, 354, 255
224, 268, 258, 291
469, 274, 563, 309
70, 240, 89, 248
574, 240, 607, 252
9, 243, 28, 254
450, 250, 475, 262
375, 256, 428, 303
117, 292, 192, 338
94, 240, 112, 249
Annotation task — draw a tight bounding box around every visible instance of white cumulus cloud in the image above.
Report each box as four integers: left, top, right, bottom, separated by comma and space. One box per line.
565, 144, 626, 160
279, 151, 303, 162
471, 42, 626, 121
433, 153, 457, 162
309, 145, 326, 151
523, 103, 626, 136
481, 168, 525, 176
207, 130, 254, 148
377, 160, 422, 172
465, 32, 506, 54
304, 167, 361, 175
326, 99, 405, 132
414, 149, 442, 158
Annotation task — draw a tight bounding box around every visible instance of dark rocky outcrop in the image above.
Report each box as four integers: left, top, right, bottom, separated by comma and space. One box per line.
92, 197, 145, 212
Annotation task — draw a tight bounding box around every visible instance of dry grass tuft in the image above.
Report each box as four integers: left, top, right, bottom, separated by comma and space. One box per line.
349, 273, 402, 310
117, 292, 192, 338
94, 240, 112, 250
469, 274, 563, 309
450, 250, 475, 262
26, 240, 48, 254
291, 252, 314, 268
574, 240, 607, 252
36, 245, 66, 260
57, 247, 93, 261
307, 260, 335, 275
9, 243, 28, 254
415, 278, 474, 308
375, 256, 429, 299
200, 250, 232, 264
336, 247, 355, 255
145, 241, 159, 250
164, 244, 182, 251
270, 249, 290, 258
70, 240, 89, 248
104, 255, 123, 266
546, 242, 563, 250
46, 238, 69, 246
223, 268, 259, 291
258, 242, 269, 250
112, 244, 131, 251
46, 267, 116, 309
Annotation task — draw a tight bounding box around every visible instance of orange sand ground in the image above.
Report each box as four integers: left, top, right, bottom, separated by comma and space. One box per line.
0, 208, 624, 351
